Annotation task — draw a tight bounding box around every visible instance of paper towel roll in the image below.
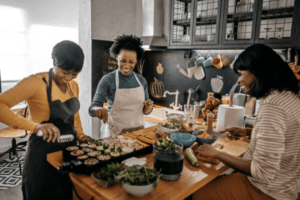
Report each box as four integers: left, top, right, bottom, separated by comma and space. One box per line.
216, 104, 245, 132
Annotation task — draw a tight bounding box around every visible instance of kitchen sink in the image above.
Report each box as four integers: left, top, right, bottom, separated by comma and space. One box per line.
146, 107, 184, 121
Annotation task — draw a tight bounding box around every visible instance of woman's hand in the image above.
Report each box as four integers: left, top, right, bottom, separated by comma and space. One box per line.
143, 99, 153, 114
197, 144, 219, 158
78, 135, 92, 144
92, 107, 108, 123
33, 123, 60, 143
220, 127, 252, 140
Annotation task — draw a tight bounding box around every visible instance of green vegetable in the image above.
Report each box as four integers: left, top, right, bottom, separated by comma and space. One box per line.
185, 148, 199, 167
154, 138, 180, 152
115, 165, 160, 186
163, 123, 180, 129
117, 147, 122, 153
94, 163, 123, 182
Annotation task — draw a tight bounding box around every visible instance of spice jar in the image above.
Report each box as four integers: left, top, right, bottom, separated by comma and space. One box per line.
207, 112, 215, 132
222, 94, 230, 105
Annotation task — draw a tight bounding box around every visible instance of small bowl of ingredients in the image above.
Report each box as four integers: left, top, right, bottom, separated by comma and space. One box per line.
160, 123, 181, 134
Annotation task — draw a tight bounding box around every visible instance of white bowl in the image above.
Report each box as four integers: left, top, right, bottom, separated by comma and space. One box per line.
122, 182, 157, 197
161, 126, 180, 134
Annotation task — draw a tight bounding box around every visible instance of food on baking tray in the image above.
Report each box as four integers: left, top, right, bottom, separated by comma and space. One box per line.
89, 144, 97, 149
185, 148, 199, 167
84, 158, 99, 165
110, 152, 120, 158
80, 143, 89, 148
70, 150, 84, 156
196, 131, 213, 139
96, 146, 104, 151
77, 155, 88, 160
122, 147, 134, 154
104, 149, 111, 155
66, 146, 79, 151
163, 123, 180, 129
82, 148, 93, 153
97, 155, 111, 161
88, 151, 101, 157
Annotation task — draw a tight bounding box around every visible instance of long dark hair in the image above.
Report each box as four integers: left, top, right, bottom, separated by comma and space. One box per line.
234, 44, 299, 98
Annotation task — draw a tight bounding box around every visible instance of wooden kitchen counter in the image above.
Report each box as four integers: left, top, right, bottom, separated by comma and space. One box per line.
47, 127, 247, 200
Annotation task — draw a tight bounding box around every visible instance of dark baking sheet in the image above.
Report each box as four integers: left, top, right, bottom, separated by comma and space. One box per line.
62, 145, 153, 175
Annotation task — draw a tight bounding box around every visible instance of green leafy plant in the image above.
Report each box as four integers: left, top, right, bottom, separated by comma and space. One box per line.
93, 163, 123, 182
115, 166, 160, 187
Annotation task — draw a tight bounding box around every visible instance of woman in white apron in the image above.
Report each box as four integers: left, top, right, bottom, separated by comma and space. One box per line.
89, 35, 153, 137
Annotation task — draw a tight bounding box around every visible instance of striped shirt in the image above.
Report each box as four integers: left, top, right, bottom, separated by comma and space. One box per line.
243, 90, 300, 200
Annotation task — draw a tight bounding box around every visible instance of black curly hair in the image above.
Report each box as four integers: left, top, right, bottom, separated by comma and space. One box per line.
110, 34, 144, 61
52, 40, 84, 72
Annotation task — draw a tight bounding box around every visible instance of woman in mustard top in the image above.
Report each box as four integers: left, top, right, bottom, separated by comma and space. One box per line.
0, 40, 91, 200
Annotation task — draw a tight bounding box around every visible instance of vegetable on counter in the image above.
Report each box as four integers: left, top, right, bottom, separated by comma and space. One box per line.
115, 165, 160, 187
154, 138, 181, 151
93, 163, 123, 182
185, 148, 199, 167
163, 123, 180, 129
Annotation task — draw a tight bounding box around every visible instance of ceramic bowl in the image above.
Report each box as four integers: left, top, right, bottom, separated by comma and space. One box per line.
122, 181, 158, 197
193, 131, 217, 145
170, 132, 197, 148
160, 123, 181, 134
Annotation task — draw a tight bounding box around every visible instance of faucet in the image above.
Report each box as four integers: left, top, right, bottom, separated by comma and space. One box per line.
163, 90, 182, 111
187, 88, 194, 108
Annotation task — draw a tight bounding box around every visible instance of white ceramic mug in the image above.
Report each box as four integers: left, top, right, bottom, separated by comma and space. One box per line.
233, 93, 247, 107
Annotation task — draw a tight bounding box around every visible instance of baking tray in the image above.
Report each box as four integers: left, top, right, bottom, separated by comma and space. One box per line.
62, 144, 153, 175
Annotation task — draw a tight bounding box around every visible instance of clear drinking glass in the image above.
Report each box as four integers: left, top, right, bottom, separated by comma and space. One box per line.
184, 104, 195, 127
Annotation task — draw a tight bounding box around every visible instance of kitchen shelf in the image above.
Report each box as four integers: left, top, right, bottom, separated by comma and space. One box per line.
196, 16, 217, 25
176, 0, 192, 2
173, 19, 192, 26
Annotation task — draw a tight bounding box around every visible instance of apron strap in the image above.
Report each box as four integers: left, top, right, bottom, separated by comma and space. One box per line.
115, 70, 142, 89
47, 68, 54, 103
115, 70, 119, 89
133, 72, 142, 87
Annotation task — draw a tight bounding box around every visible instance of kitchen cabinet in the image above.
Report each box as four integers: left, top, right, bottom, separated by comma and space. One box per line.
168, 0, 300, 49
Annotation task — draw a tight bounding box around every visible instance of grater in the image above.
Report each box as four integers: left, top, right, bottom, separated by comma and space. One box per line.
36, 130, 74, 143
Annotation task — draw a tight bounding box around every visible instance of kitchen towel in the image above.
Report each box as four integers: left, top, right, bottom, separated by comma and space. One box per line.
216, 104, 245, 132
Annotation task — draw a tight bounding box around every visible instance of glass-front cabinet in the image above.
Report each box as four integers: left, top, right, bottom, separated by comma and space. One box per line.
255, 0, 299, 46
192, 0, 222, 45
169, 0, 194, 46
222, 0, 259, 45
168, 0, 300, 49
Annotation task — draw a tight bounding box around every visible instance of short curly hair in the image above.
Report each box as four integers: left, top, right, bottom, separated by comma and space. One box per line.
110, 34, 144, 61
52, 40, 84, 72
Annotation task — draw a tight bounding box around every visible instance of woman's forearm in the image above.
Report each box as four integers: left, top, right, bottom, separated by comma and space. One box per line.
215, 151, 252, 176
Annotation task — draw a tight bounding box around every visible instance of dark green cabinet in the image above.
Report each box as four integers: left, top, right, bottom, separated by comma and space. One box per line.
168, 0, 300, 49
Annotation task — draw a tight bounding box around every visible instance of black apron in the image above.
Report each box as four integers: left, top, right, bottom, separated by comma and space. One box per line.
22, 68, 79, 200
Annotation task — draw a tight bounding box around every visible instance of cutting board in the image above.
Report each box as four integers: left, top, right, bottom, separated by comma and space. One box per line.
211, 137, 249, 157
